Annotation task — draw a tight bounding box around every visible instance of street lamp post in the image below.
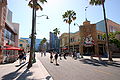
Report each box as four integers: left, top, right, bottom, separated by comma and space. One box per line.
74, 23, 83, 58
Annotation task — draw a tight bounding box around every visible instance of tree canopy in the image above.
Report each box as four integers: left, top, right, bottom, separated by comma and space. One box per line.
89, 0, 105, 5
53, 28, 60, 36
62, 10, 76, 24
40, 37, 47, 45
27, 0, 47, 10
103, 31, 120, 48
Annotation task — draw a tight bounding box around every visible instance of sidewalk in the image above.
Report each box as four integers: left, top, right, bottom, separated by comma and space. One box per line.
0, 53, 53, 80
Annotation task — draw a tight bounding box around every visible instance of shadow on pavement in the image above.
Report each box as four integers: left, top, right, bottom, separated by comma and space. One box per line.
15, 62, 26, 67
79, 59, 120, 68
1, 62, 33, 80
46, 75, 52, 80
16, 68, 32, 80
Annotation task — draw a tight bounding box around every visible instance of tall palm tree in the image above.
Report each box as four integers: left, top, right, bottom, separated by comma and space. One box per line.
53, 28, 60, 36
89, 0, 112, 61
62, 10, 76, 53
27, 0, 47, 68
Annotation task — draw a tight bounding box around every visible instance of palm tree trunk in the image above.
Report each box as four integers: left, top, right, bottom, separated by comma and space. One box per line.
27, 1, 35, 69
102, 3, 112, 61
68, 23, 70, 53
33, 9, 36, 63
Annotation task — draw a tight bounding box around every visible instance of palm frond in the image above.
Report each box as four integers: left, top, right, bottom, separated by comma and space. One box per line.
27, 0, 46, 10
62, 10, 76, 24
36, 3, 43, 10
28, 1, 33, 8
89, 0, 105, 5
39, 0, 47, 4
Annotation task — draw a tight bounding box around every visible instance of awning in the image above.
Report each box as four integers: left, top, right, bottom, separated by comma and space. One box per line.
0, 46, 23, 50
5, 47, 23, 50
62, 48, 68, 50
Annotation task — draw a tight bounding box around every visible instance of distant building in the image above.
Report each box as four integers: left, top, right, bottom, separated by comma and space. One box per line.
18, 39, 30, 53
20, 38, 42, 52
49, 32, 60, 53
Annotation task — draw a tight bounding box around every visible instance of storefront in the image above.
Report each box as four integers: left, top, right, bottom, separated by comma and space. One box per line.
0, 45, 22, 63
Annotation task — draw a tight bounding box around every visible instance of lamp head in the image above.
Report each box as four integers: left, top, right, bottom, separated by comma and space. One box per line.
74, 23, 76, 26
46, 16, 49, 19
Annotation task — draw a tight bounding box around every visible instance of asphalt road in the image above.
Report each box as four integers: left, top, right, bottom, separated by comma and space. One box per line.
37, 53, 120, 80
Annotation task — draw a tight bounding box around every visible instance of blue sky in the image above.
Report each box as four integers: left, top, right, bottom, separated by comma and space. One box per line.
8, 0, 120, 40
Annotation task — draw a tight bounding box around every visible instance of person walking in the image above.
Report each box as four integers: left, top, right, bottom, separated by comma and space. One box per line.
44, 50, 46, 56
54, 52, 59, 66
76, 51, 80, 59
63, 52, 67, 59
23, 52, 26, 62
18, 52, 24, 65
41, 51, 43, 57
73, 51, 77, 60
59, 52, 62, 60
50, 51, 53, 63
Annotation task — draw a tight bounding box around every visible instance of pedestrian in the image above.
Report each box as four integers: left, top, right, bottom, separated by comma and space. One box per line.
18, 52, 24, 65
50, 51, 53, 63
41, 52, 43, 57
23, 52, 26, 62
76, 51, 80, 59
59, 52, 62, 60
72, 51, 75, 59
63, 52, 67, 59
73, 51, 77, 60
44, 51, 46, 56
54, 52, 59, 65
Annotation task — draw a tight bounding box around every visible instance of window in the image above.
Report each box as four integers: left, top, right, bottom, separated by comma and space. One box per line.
19, 44, 23, 47
98, 35, 100, 39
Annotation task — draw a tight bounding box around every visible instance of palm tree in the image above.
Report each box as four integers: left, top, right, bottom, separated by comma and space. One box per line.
53, 28, 60, 36
27, 0, 47, 68
40, 38, 47, 52
62, 10, 76, 53
40, 38, 47, 45
89, 0, 112, 61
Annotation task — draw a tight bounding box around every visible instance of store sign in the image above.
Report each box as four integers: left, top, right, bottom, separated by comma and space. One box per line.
83, 34, 95, 47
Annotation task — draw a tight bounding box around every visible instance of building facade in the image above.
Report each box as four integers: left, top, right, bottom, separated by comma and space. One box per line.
0, 0, 19, 63
60, 19, 120, 57
0, 0, 7, 63
20, 38, 42, 52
